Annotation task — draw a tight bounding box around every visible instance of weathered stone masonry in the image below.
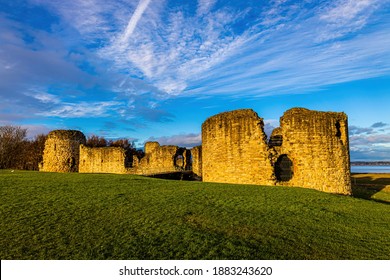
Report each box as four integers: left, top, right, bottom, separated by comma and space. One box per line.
132, 142, 191, 175
277, 108, 351, 194
40, 107, 351, 195
79, 145, 128, 174
40, 130, 86, 173
202, 109, 274, 186
190, 145, 202, 178
40, 132, 198, 176
201, 108, 351, 194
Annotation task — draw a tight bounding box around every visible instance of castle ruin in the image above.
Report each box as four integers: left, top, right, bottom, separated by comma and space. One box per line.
40, 130, 86, 173
202, 108, 351, 194
40, 133, 201, 177
79, 145, 129, 174
40, 107, 351, 194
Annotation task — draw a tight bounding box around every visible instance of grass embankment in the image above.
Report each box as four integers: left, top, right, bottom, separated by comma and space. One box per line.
351, 173, 390, 203
0, 170, 389, 260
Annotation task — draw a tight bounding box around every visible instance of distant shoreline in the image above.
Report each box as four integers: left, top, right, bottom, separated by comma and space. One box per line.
351, 161, 390, 166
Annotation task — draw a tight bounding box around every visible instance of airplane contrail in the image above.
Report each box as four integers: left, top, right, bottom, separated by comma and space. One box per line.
122, 0, 152, 42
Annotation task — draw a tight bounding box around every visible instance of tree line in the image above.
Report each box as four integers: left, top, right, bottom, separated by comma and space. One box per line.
0, 125, 144, 170
0, 126, 46, 170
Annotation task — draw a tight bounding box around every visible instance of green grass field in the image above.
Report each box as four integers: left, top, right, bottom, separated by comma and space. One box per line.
351, 173, 390, 203
0, 170, 389, 260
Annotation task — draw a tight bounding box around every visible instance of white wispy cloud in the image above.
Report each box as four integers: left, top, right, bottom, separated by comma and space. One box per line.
20, 0, 390, 101
197, 0, 217, 16
94, 0, 389, 100
26, 91, 61, 104
146, 133, 202, 148
29, 0, 123, 36
2, 0, 390, 131
39, 101, 123, 118
318, 0, 382, 41
97, 1, 251, 96
320, 0, 378, 23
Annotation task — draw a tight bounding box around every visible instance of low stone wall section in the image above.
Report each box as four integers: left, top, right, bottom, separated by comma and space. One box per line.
79, 145, 127, 174
132, 142, 190, 175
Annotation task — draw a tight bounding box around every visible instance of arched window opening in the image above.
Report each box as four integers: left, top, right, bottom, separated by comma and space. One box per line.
174, 154, 184, 168
275, 155, 293, 182
173, 148, 187, 170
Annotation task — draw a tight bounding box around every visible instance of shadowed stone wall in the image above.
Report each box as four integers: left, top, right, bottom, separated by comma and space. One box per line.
202, 109, 274, 185
40, 130, 86, 172
191, 145, 202, 177
79, 145, 127, 174
201, 108, 351, 194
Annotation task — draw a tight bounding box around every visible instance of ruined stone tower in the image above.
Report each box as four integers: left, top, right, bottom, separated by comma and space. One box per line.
202, 109, 275, 186
276, 108, 351, 194
201, 108, 351, 194
40, 130, 86, 173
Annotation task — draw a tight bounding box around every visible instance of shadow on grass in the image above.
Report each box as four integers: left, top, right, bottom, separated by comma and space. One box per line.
351, 173, 390, 205
145, 171, 202, 181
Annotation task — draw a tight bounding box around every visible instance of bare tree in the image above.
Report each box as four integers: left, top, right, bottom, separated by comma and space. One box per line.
109, 139, 144, 167
86, 135, 108, 147
0, 126, 27, 169
23, 134, 47, 170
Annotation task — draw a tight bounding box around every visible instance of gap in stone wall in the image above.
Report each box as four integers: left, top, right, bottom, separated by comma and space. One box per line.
274, 154, 293, 182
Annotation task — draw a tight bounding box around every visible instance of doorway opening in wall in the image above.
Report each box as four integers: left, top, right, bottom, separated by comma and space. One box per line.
275, 155, 293, 181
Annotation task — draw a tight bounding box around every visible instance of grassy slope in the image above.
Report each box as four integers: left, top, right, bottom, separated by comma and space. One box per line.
351, 173, 390, 202
0, 170, 389, 260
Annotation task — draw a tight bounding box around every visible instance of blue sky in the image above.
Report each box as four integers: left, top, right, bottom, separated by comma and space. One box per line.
1, 0, 389, 161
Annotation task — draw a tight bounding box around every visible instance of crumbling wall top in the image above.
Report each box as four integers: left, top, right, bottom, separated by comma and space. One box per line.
144, 141, 160, 154
202, 109, 261, 127
270, 127, 282, 137
283, 107, 347, 120
47, 130, 86, 143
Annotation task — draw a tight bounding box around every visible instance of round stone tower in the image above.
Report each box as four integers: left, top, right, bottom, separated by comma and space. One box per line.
40, 130, 86, 172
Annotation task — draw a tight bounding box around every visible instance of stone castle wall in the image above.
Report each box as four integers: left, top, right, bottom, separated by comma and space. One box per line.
79, 145, 127, 174
133, 142, 190, 175
41, 132, 196, 176
40, 107, 351, 195
202, 110, 274, 185
276, 108, 351, 194
40, 130, 86, 172
191, 145, 202, 177
201, 108, 351, 194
